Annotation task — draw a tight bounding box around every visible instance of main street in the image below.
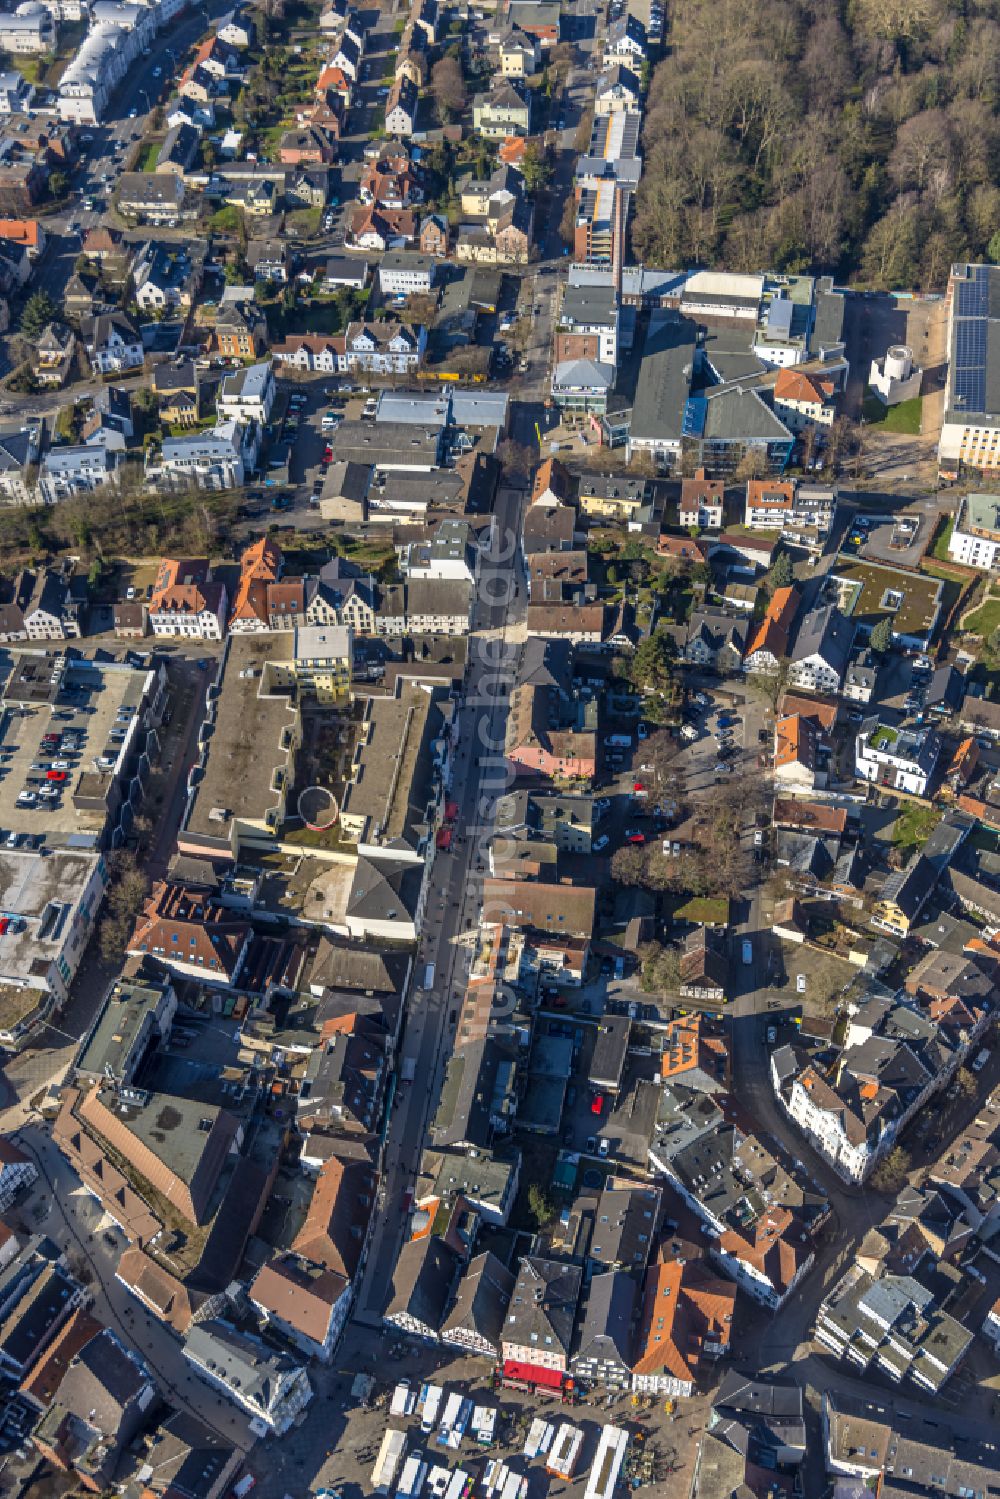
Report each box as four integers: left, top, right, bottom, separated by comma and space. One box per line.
352, 478, 528, 1331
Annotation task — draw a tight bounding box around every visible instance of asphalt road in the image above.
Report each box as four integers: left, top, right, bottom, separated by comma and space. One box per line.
353, 477, 528, 1329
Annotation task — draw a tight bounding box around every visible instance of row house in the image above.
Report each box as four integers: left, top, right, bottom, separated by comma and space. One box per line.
148, 557, 228, 640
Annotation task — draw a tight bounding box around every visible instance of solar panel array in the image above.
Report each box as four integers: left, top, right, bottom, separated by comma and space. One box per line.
956, 266, 989, 318
953, 267, 992, 412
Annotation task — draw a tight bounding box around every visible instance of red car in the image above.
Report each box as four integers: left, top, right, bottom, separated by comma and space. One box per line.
633, 781, 646, 792
625, 830, 646, 844
591, 1093, 605, 1115
46, 770, 67, 782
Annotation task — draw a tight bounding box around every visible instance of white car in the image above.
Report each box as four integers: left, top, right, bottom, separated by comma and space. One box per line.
128, 106, 138, 118
593, 834, 609, 852
796, 974, 807, 993
152, 65, 162, 76
598, 1138, 610, 1158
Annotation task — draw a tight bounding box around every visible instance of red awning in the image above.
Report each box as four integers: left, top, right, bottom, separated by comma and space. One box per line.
502, 1360, 564, 1390
445, 801, 460, 822
436, 828, 453, 850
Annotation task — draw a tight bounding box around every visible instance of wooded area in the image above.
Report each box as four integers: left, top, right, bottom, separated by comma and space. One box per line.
632, 0, 1000, 287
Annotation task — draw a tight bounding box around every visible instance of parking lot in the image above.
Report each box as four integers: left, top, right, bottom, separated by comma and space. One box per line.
0, 653, 144, 845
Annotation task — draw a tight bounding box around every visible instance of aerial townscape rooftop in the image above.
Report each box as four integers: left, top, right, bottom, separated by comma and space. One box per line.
0, 0, 997, 1493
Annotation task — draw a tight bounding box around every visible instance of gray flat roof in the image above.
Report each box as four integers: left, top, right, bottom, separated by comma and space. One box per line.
629, 312, 698, 443
184, 635, 297, 846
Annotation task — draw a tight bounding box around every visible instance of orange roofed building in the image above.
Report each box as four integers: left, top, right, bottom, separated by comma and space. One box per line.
229, 535, 284, 632
660, 1014, 730, 1094
148, 557, 228, 641
774, 713, 818, 790
744, 585, 798, 675
0, 219, 44, 257
631, 1257, 736, 1396
531, 455, 573, 507
715, 1204, 815, 1310
771, 366, 837, 433
19, 1308, 102, 1411
127, 882, 251, 988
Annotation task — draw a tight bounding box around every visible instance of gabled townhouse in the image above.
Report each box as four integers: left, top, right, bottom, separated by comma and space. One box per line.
183, 1321, 311, 1435
32, 1329, 157, 1491
787, 604, 853, 695
531, 456, 573, 508
679, 469, 724, 530
684, 606, 748, 672
570, 1270, 636, 1390
631, 1257, 736, 1396
149, 557, 227, 639
214, 294, 268, 358
127, 881, 251, 987
16, 567, 85, 639
385, 76, 418, 137
132, 241, 201, 312
440, 1251, 515, 1360
743, 586, 798, 675
774, 713, 819, 791
679, 928, 728, 1006
342, 320, 426, 374
80, 310, 143, 375
602, 13, 646, 73
33, 321, 75, 387
384, 1237, 460, 1343
249, 1253, 351, 1364
869, 813, 971, 937
349, 204, 417, 250
116, 172, 187, 226
279, 123, 337, 165
594, 64, 641, 113
771, 367, 837, 433
246, 237, 289, 283
229, 534, 284, 633
855, 717, 940, 797
500, 1257, 581, 1384
330, 32, 361, 79
217, 6, 254, 47
156, 121, 201, 177
842, 649, 877, 703
419, 212, 448, 256
774, 991, 975, 1183
473, 79, 532, 138
361, 149, 423, 210
498, 25, 539, 76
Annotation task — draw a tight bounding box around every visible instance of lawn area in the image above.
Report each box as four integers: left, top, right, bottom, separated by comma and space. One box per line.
135, 141, 161, 173
861, 393, 923, 433
930, 513, 955, 564
891, 800, 940, 856
673, 895, 730, 926
962, 590, 1000, 638
207, 204, 243, 233
285, 205, 323, 238
264, 297, 354, 339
